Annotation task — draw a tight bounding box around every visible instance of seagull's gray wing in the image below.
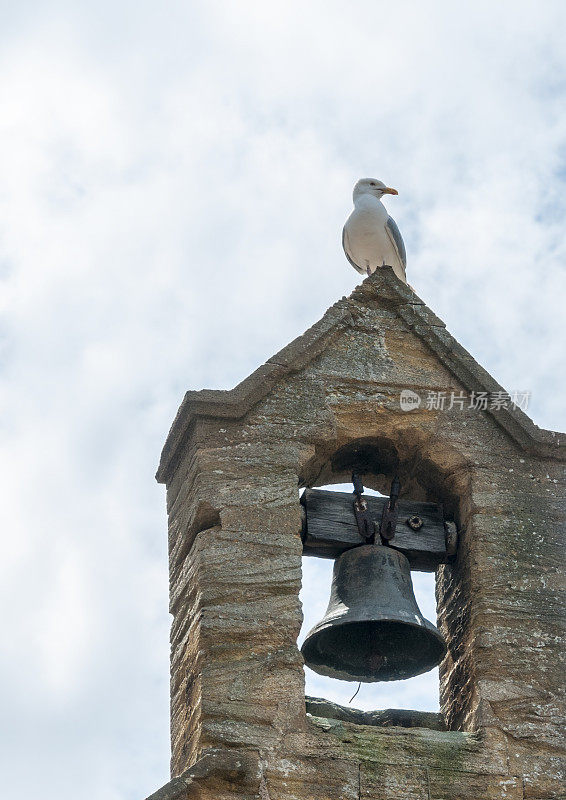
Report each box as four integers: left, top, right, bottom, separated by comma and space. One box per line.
385, 216, 406, 270
342, 225, 365, 274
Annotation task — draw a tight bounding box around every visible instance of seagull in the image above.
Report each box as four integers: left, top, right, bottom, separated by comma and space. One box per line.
342, 178, 407, 283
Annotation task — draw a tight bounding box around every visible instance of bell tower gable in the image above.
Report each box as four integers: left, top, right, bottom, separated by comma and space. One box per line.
149, 267, 566, 800
157, 268, 562, 486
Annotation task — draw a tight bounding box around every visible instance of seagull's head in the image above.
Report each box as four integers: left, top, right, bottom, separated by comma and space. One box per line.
353, 178, 398, 202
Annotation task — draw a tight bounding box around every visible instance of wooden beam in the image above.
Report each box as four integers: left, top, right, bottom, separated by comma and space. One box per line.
301, 488, 452, 572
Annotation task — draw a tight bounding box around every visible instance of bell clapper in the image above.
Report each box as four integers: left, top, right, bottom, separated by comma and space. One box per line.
349, 682, 362, 704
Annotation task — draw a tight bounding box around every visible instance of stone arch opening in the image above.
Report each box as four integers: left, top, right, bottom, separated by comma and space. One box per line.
299, 432, 470, 525
299, 484, 442, 719
297, 431, 473, 730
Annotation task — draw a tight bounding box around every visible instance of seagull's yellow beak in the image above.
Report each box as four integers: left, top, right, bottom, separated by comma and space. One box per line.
381, 187, 398, 195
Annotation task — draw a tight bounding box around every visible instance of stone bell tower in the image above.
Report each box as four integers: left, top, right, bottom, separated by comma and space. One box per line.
145, 268, 565, 800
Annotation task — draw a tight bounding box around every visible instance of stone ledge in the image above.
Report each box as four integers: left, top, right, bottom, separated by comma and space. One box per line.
143, 749, 260, 800
305, 695, 446, 730
302, 714, 510, 776
143, 775, 188, 800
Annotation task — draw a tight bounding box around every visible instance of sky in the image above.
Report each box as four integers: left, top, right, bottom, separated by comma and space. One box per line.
1, 1, 565, 798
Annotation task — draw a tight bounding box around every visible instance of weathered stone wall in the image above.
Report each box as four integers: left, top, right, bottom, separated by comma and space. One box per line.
148, 270, 565, 800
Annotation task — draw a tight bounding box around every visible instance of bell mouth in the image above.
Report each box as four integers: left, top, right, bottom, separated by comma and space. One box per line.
301, 619, 447, 683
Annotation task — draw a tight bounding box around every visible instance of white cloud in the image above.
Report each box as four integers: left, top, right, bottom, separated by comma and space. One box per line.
1, 2, 565, 798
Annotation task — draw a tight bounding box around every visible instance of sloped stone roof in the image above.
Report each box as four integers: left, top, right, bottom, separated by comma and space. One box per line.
157, 268, 564, 483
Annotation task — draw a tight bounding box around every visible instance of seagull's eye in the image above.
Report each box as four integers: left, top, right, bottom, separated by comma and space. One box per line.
370, 182, 376, 186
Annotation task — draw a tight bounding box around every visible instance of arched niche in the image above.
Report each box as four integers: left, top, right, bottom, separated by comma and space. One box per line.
298, 430, 473, 731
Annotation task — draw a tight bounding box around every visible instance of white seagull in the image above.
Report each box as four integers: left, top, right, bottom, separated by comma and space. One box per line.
342, 178, 407, 283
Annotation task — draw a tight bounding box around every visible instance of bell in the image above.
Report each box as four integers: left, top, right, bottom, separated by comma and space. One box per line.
301, 544, 446, 682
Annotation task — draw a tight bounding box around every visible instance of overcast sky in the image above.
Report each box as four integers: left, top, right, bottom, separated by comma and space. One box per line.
1, 2, 565, 799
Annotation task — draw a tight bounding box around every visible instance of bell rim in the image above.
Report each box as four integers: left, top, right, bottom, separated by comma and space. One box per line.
301, 617, 447, 683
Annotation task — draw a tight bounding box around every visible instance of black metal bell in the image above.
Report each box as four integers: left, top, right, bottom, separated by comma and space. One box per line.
301, 544, 446, 682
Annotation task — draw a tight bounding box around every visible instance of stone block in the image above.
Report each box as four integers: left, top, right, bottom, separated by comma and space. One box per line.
360, 763, 429, 799
264, 755, 360, 800
427, 769, 523, 800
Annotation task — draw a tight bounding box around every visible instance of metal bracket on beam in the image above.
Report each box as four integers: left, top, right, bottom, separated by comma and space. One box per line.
300, 487, 458, 572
